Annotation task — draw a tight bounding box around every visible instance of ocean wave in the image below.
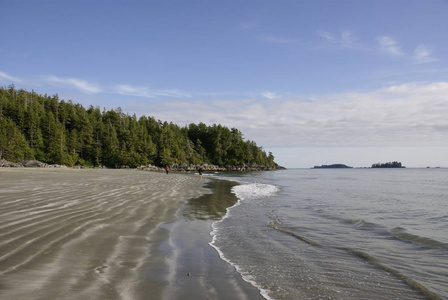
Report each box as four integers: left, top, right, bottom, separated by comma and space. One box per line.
267, 222, 323, 247
339, 218, 381, 230
209, 182, 279, 300
208, 238, 274, 300
231, 182, 279, 201
268, 223, 442, 300
389, 227, 448, 252
337, 218, 448, 253
337, 247, 443, 300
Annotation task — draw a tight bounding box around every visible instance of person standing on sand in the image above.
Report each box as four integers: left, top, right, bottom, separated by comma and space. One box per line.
165, 166, 170, 174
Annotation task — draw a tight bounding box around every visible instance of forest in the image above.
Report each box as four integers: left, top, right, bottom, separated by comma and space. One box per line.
313, 164, 352, 169
371, 161, 404, 168
0, 85, 277, 168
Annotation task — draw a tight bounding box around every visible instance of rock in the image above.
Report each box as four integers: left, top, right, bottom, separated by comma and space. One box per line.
137, 163, 285, 172
0, 159, 22, 167
0, 159, 68, 168
21, 160, 49, 168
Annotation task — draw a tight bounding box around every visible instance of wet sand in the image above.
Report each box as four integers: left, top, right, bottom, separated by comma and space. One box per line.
0, 168, 263, 300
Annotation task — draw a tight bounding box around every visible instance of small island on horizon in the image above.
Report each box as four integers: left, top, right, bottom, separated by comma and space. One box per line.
371, 161, 405, 168
312, 161, 406, 169
313, 164, 353, 169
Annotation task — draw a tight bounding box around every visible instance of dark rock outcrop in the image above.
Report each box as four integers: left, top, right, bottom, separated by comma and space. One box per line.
0, 159, 66, 168
137, 163, 285, 172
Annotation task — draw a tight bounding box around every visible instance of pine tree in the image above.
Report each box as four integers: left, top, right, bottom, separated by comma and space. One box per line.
0, 87, 277, 168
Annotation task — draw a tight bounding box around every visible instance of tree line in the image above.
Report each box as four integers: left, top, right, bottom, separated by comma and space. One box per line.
371, 161, 404, 168
0, 85, 277, 168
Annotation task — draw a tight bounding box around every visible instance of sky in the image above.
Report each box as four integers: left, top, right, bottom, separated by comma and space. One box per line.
1, 0, 448, 168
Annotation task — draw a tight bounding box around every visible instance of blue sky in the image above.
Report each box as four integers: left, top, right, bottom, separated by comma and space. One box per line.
1, 0, 448, 167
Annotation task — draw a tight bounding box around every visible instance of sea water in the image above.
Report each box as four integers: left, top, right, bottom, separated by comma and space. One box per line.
210, 168, 448, 300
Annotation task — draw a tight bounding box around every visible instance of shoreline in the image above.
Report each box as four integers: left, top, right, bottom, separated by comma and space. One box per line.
156, 179, 265, 299
0, 158, 285, 171
0, 168, 264, 299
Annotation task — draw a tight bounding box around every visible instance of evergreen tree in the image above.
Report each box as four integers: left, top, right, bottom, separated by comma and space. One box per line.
0, 87, 278, 168
0, 117, 33, 161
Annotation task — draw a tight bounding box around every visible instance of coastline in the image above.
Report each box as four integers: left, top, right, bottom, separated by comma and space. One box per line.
0, 168, 262, 299
0, 158, 285, 172
157, 179, 264, 299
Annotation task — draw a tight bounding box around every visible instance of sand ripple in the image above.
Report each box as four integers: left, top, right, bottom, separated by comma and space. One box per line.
0, 169, 203, 300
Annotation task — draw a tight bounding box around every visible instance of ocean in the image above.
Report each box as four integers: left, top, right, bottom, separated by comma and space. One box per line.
210, 168, 448, 300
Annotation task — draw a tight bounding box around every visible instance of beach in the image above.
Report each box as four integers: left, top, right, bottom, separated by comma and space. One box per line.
0, 168, 263, 300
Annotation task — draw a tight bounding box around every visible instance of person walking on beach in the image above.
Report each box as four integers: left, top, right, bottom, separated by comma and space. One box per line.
165, 166, 170, 174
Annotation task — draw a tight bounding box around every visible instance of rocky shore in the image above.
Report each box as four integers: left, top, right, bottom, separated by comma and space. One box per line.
138, 163, 285, 172
1, 159, 285, 171
0, 159, 67, 168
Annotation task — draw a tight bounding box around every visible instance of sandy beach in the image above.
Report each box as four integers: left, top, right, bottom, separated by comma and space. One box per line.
0, 168, 263, 300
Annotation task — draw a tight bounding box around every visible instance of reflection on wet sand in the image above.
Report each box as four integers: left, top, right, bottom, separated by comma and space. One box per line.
160, 178, 264, 300
183, 180, 239, 220
0, 169, 263, 300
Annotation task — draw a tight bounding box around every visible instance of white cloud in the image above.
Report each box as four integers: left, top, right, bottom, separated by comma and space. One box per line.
380, 81, 448, 95
268, 145, 448, 168
261, 92, 279, 100
340, 30, 354, 43
0, 71, 103, 94
413, 45, 436, 64
317, 32, 437, 64
140, 82, 448, 149
45, 76, 102, 93
0, 71, 23, 83
317, 30, 336, 41
115, 84, 190, 98
0, 71, 191, 99
316, 29, 361, 50
377, 36, 403, 56
376, 37, 436, 64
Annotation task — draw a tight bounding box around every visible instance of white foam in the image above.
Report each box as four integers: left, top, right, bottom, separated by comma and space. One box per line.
209, 182, 279, 300
232, 183, 279, 201
209, 235, 275, 300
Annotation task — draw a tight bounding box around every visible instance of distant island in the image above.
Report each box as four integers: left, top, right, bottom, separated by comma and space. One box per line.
371, 161, 405, 168
312, 162, 406, 169
313, 164, 352, 169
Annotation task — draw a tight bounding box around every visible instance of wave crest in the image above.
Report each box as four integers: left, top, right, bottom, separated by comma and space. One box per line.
231, 183, 279, 200
389, 227, 448, 251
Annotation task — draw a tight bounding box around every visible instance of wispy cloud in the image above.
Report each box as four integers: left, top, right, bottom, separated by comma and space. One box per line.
376, 36, 437, 64
316, 29, 361, 49
259, 35, 296, 44
316, 32, 436, 64
115, 84, 190, 98
45, 76, 102, 93
377, 36, 404, 56
0, 71, 102, 93
261, 92, 279, 100
0, 71, 23, 83
1, 71, 193, 99
413, 45, 436, 64
317, 30, 336, 41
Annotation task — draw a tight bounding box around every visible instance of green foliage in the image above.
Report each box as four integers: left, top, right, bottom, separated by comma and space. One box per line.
371, 161, 404, 168
0, 86, 277, 168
